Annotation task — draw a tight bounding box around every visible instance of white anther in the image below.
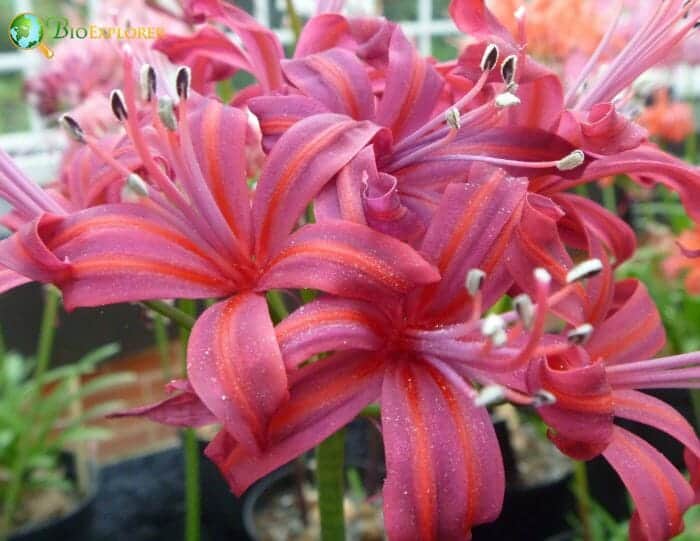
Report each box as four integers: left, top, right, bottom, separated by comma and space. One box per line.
110, 89, 128, 121
176, 66, 191, 100
59, 115, 85, 143
158, 96, 177, 131
140, 64, 156, 102
481, 314, 506, 337
474, 385, 506, 407
556, 149, 585, 171
501, 55, 518, 85
126, 173, 149, 197
532, 390, 556, 407
481, 43, 499, 71
534, 268, 552, 285
495, 92, 521, 108
567, 323, 594, 345
465, 268, 486, 296
513, 293, 534, 330
445, 107, 461, 130
566, 259, 603, 284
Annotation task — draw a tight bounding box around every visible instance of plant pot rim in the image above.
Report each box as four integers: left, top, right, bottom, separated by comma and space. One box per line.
8, 451, 98, 541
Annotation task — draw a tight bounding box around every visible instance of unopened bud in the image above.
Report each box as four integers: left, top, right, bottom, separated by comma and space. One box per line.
566, 259, 603, 283
556, 149, 585, 171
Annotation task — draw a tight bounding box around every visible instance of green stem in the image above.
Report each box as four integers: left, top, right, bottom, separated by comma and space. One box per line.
143, 300, 195, 330
685, 130, 697, 164
691, 391, 700, 432
177, 300, 200, 541
35, 285, 61, 380
266, 291, 289, 323
153, 313, 172, 382
316, 429, 346, 541
601, 183, 617, 214
573, 461, 593, 541
285, 0, 302, 44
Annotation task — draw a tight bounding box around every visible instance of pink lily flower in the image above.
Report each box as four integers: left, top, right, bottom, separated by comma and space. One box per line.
520, 271, 700, 540
0, 61, 438, 455
117, 170, 593, 540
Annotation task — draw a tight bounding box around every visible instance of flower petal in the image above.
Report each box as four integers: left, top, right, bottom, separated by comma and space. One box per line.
586, 279, 666, 366
448, 0, 513, 43
413, 173, 526, 322
282, 48, 375, 120
187, 292, 288, 454
381, 360, 504, 541
376, 27, 443, 142
205, 351, 384, 495
276, 297, 388, 369
258, 219, 439, 301
110, 380, 217, 427
252, 114, 382, 260
0, 265, 30, 294
603, 427, 694, 541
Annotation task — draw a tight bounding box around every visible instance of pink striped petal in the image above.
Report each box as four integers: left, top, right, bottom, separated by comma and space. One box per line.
294, 14, 354, 57
248, 95, 328, 152
449, 0, 513, 43
110, 380, 217, 427
275, 297, 388, 369
205, 351, 384, 495
586, 279, 666, 366
259, 219, 439, 301
376, 27, 443, 141
613, 390, 700, 460
0, 205, 237, 310
382, 361, 504, 541
187, 97, 253, 251
0, 265, 30, 294
527, 353, 614, 460
413, 173, 526, 322
187, 293, 288, 454
253, 114, 382, 260
604, 427, 694, 541
282, 49, 374, 120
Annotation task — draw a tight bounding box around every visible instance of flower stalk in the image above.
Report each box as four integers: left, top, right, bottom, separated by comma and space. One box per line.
316, 429, 346, 541
34, 285, 61, 380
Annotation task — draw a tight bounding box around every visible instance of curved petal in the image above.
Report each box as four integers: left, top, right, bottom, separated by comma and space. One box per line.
205, 351, 384, 495
376, 27, 443, 141
413, 173, 526, 322
3, 205, 237, 310
282, 48, 375, 120
187, 97, 253, 251
448, 0, 513, 43
110, 380, 217, 427
275, 297, 388, 369
294, 14, 354, 57
252, 113, 382, 260
603, 427, 694, 541
382, 360, 505, 541
259, 219, 439, 302
0, 265, 30, 294
586, 280, 666, 366
248, 95, 329, 152
527, 353, 614, 460
187, 293, 288, 454
613, 390, 700, 461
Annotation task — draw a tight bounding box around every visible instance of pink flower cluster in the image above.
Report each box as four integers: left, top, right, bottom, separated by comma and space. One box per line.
3, 1, 700, 539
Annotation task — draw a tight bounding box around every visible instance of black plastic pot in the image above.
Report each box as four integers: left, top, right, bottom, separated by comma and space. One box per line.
8, 453, 97, 541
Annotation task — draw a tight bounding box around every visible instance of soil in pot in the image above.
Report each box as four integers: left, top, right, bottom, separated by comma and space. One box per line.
245, 462, 384, 541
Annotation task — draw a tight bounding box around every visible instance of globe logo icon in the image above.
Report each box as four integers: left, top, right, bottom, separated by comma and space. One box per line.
8, 13, 54, 58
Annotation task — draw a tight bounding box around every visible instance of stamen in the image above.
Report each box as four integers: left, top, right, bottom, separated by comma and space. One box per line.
474, 384, 506, 407
513, 293, 534, 330
481, 43, 499, 71
110, 89, 128, 121
176, 66, 191, 100
126, 173, 149, 197
465, 268, 486, 296
481, 314, 506, 337
140, 64, 156, 102
532, 390, 557, 407
158, 96, 177, 131
495, 92, 521, 108
556, 150, 585, 171
567, 323, 594, 345
566, 259, 603, 283
501, 55, 518, 86
59, 114, 85, 143
535, 267, 552, 285
445, 107, 461, 130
